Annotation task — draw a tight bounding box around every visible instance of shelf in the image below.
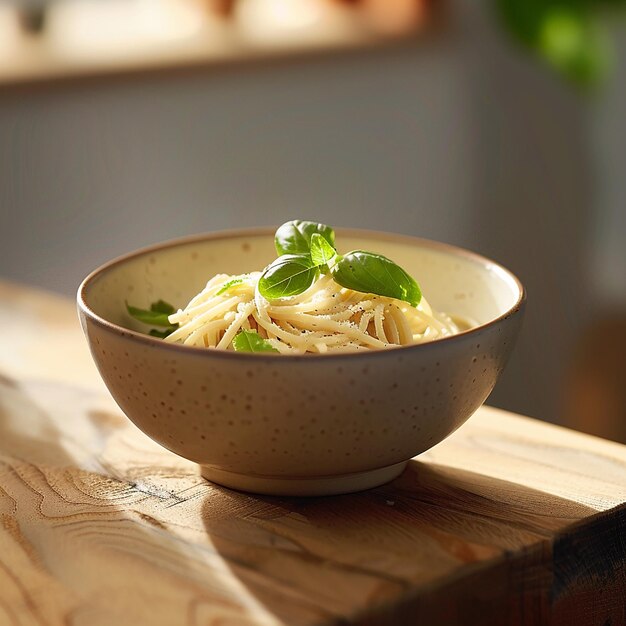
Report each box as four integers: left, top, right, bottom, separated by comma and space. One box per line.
0, 0, 436, 88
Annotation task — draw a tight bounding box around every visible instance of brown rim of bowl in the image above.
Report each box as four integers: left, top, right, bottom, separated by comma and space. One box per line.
77, 226, 526, 361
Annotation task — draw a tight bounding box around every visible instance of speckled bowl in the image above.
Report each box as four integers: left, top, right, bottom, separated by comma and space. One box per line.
78, 228, 525, 496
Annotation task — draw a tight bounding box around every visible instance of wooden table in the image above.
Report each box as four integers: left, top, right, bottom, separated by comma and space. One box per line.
0, 280, 624, 626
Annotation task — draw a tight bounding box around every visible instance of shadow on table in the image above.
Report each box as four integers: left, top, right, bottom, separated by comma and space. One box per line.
200, 460, 602, 626
0, 370, 77, 467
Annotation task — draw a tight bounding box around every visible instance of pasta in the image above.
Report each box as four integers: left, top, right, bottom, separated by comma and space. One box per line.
164, 272, 462, 354
127, 221, 471, 352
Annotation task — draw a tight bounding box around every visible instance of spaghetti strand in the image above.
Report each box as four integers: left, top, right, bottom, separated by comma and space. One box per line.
164, 271, 461, 353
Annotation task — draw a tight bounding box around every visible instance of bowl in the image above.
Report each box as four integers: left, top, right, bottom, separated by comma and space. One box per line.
78, 228, 525, 496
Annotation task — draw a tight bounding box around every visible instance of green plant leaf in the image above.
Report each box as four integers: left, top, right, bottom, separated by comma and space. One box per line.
149, 299, 176, 315
127, 300, 179, 338
310, 233, 337, 267
538, 8, 609, 85
126, 301, 175, 327
494, 0, 612, 87
331, 251, 421, 307
274, 220, 335, 256
217, 275, 250, 295
258, 254, 318, 300
232, 330, 279, 353
149, 328, 176, 338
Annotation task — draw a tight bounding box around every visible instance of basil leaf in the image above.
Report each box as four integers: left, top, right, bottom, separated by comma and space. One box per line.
217, 275, 250, 295
275, 220, 335, 256
332, 251, 422, 307
258, 254, 318, 300
150, 299, 176, 315
232, 330, 279, 353
126, 301, 175, 327
127, 300, 179, 338
149, 328, 176, 338
310, 233, 337, 267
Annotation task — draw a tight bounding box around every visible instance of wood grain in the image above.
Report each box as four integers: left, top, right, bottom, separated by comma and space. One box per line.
0, 279, 625, 626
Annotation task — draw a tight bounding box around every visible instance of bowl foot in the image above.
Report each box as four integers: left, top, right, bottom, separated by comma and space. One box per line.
199, 461, 408, 496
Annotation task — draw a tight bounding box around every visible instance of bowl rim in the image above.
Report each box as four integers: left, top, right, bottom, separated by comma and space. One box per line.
77, 226, 526, 361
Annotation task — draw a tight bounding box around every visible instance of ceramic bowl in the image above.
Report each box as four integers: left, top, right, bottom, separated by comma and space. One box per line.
78, 228, 525, 496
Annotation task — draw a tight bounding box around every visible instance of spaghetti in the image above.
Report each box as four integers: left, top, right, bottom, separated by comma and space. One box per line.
165, 272, 462, 354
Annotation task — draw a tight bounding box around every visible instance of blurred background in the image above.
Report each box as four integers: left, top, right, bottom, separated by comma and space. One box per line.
0, 0, 624, 440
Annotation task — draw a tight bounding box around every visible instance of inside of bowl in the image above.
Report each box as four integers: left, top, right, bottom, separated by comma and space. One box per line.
82, 231, 521, 332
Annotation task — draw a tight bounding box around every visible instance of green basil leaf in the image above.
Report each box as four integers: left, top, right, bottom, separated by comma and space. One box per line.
127, 300, 179, 339
232, 330, 279, 353
258, 254, 318, 300
275, 220, 335, 256
310, 233, 337, 267
217, 274, 250, 295
126, 301, 175, 327
149, 328, 176, 338
331, 251, 422, 307
150, 299, 176, 315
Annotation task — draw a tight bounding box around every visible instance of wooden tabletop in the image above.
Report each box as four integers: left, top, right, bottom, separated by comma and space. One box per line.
0, 280, 624, 626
